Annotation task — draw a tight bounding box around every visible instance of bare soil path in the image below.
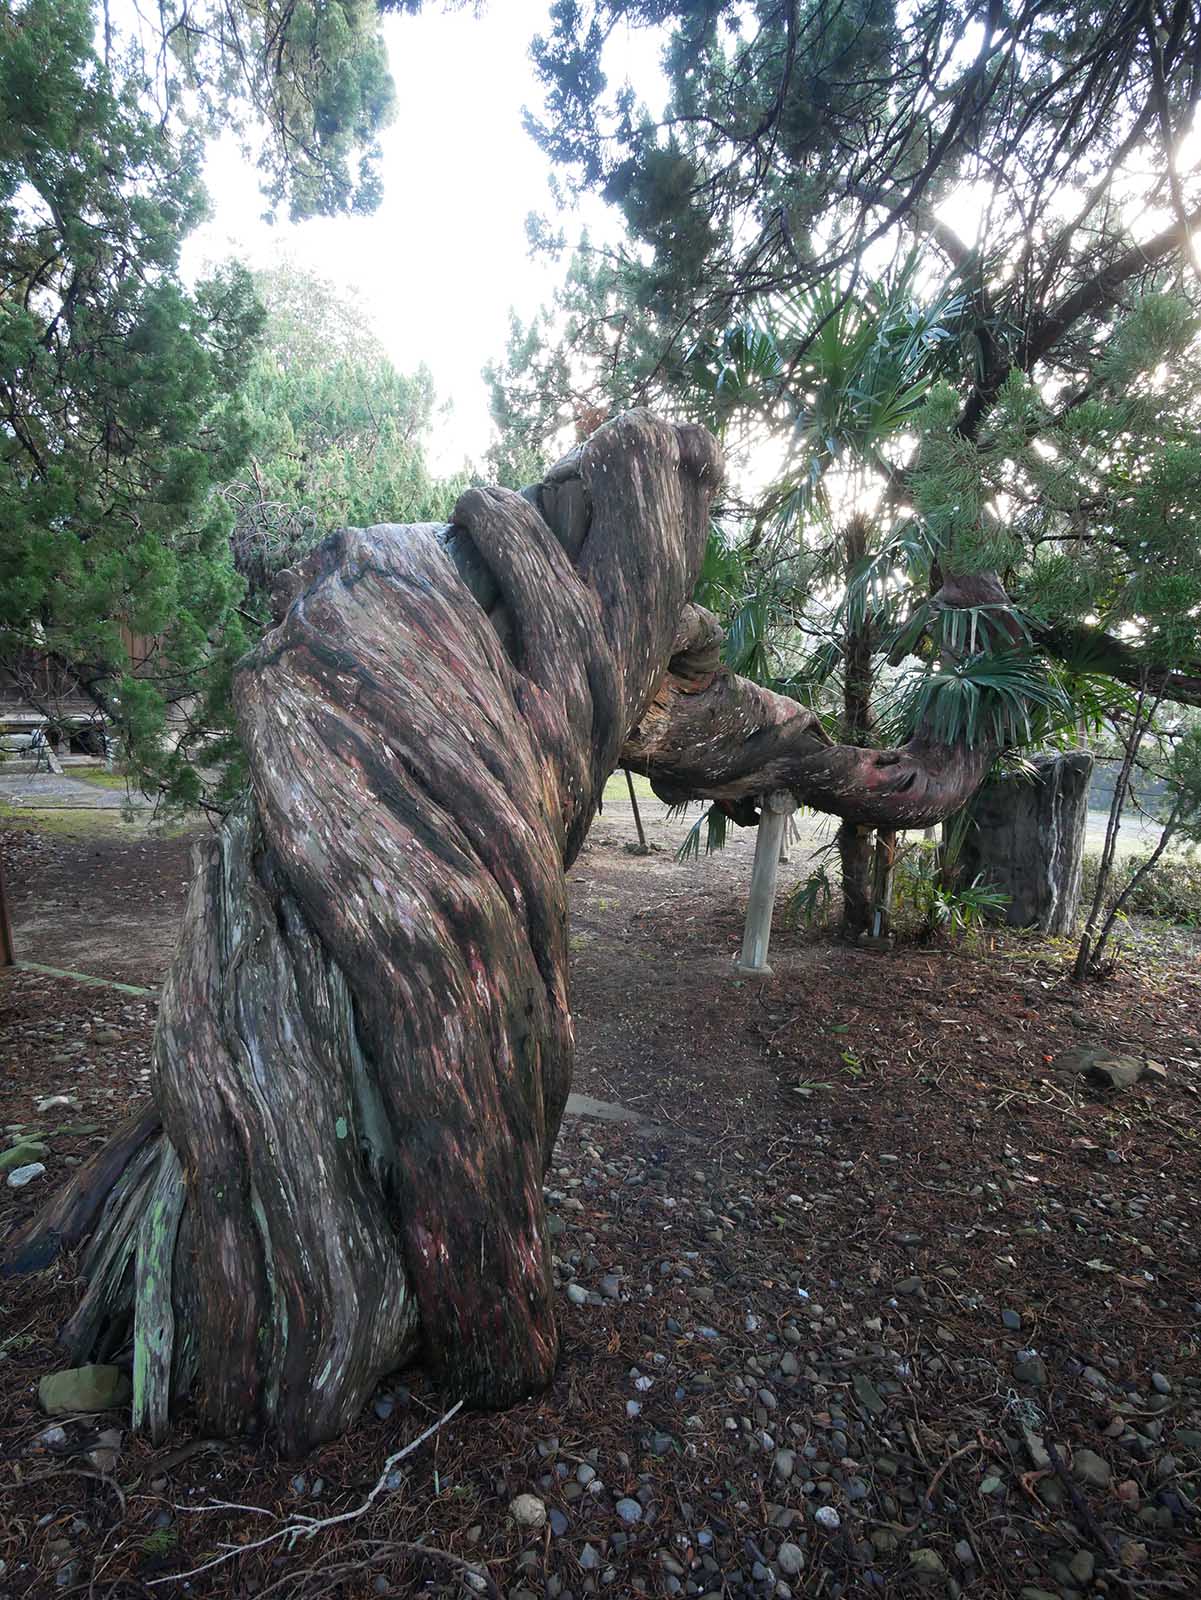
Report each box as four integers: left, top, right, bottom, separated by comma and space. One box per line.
2, 785, 1200, 1600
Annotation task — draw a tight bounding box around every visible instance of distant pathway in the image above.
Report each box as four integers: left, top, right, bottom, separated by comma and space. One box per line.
0, 772, 149, 810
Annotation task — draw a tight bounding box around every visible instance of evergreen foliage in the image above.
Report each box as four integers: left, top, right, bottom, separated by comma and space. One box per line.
0, 0, 264, 808
228, 265, 463, 621
528, 0, 1201, 362
0, 1, 447, 811
500, 0, 1201, 755
107, 0, 399, 220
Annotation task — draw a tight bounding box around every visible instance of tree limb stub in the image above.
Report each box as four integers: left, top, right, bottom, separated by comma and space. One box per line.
4, 410, 1012, 1453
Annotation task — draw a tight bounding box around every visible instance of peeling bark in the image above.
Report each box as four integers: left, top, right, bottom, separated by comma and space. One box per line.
619, 602, 997, 826
4, 409, 1017, 1453
4, 413, 721, 1453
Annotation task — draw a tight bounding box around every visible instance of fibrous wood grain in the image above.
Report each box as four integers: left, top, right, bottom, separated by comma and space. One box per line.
4, 410, 1022, 1453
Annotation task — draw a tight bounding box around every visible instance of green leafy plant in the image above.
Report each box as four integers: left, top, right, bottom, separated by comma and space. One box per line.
141, 1528, 179, 1557
785, 863, 835, 926
894, 838, 1010, 938
878, 652, 1076, 749
673, 802, 728, 863
1080, 850, 1201, 928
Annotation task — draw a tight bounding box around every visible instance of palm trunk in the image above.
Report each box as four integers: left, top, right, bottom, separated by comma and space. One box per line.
838, 515, 875, 935
837, 821, 874, 936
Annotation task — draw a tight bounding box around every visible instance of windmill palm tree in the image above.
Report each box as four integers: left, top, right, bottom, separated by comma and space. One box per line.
686, 259, 1004, 932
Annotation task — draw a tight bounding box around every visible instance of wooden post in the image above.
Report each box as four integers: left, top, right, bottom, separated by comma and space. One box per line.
737, 789, 797, 976
0, 846, 15, 967
623, 767, 649, 853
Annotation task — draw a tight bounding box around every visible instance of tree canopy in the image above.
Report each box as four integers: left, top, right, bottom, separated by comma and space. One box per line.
227, 265, 461, 625
494, 0, 1201, 750
529, 0, 1201, 355
0, 0, 456, 810
103, 0, 402, 220
0, 0, 263, 804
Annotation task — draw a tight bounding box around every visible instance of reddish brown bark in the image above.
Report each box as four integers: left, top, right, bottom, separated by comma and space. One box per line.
618, 601, 997, 825
4, 414, 722, 1452
4, 410, 1016, 1453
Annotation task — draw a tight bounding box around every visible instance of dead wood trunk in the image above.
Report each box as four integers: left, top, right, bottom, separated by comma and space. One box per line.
5, 411, 1016, 1454
618, 604, 999, 824
952, 751, 1093, 935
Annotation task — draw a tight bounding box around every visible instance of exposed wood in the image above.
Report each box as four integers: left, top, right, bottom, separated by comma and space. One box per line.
4, 1104, 161, 1275
131, 1140, 186, 1443
620, 601, 998, 825
954, 752, 1093, 936
5, 410, 1026, 1453
4, 413, 724, 1453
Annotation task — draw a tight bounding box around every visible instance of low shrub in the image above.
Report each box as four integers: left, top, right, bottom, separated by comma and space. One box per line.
1081, 848, 1201, 927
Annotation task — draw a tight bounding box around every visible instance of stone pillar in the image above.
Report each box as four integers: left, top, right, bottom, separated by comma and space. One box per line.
738, 790, 797, 976
950, 751, 1093, 935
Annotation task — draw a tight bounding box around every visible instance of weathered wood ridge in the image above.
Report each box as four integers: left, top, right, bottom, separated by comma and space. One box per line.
5, 412, 1008, 1453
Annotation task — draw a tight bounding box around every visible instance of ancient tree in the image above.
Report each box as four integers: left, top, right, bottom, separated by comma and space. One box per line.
6, 413, 1007, 1454
951, 752, 1094, 936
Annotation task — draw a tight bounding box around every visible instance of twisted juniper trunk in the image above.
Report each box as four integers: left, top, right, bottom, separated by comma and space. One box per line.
618, 605, 998, 822
5, 412, 1010, 1455
5, 413, 722, 1454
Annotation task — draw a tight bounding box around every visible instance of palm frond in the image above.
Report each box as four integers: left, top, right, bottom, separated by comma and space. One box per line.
723, 596, 775, 681
693, 522, 750, 612
675, 803, 729, 862
879, 651, 1075, 748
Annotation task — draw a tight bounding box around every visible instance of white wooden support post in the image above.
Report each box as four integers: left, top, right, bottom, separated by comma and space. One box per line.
737, 789, 797, 977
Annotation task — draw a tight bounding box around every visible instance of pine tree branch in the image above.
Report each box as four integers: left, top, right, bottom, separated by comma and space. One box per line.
1034, 620, 1201, 708
957, 202, 1201, 439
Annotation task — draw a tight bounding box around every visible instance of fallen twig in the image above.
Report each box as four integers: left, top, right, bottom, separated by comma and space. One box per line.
874, 1435, 985, 1536
148, 1400, 464, 1587
1045, 1438, 1121, 1569
21, 1464, 126, 1517
253, 1536, 498, 1599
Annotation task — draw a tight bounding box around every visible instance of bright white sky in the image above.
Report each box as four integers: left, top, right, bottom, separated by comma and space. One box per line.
183, 3, 661, 473
181, 5, 1200, 484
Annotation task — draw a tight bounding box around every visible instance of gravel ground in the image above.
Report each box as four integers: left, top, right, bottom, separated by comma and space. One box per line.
1, 800, 1199, 1600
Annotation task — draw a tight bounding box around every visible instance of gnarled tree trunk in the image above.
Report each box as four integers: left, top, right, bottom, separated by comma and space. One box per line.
950, 750, 1093, 934
4, 411, 1011, 1454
